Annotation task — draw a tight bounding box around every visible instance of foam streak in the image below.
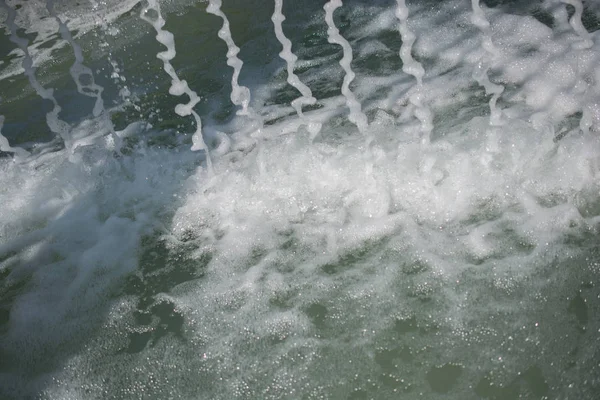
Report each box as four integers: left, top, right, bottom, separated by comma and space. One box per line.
271, 0, 322, 139
0, 1, 71, 147
206, 0, 252, 117
395, 0, 433, 144
470, 0, 505, 126
323, 0, 368, 134
561, 0, 593, 48
140, 0, 211, 167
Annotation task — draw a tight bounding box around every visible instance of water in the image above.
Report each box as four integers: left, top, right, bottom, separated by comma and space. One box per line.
0, 0, 600, 399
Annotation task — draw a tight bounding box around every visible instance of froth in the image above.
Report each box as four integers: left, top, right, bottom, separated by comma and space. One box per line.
174, 113, 599, 271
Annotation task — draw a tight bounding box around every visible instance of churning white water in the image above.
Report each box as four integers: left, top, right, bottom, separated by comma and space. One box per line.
0, 0, 600, 399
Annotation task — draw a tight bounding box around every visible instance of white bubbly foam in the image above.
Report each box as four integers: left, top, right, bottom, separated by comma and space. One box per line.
206, 0, 253, 118
169, 3, 600, 397
395, 0, 433, 144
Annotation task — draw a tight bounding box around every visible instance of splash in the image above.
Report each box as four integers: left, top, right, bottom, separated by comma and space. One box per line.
206, 0, 253, 118
46, 0, 122, 154
323, 0, 368, 136
469, 0, 505, 126
271, 0, 322, 140
395, 0, 433, 144
140, 0, 211, 165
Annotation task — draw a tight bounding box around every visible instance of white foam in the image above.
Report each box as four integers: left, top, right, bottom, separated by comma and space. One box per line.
155, 106, 600, 398
171, 112, 600, 293
561, 0, 594, 49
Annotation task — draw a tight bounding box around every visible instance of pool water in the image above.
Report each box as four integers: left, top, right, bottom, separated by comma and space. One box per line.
0, 0, 600, 399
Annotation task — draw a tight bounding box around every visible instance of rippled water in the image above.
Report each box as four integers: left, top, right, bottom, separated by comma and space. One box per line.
1, 0, 600, 399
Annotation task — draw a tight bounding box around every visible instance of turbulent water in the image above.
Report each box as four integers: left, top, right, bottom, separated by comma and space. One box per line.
1, 0, 600, 399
